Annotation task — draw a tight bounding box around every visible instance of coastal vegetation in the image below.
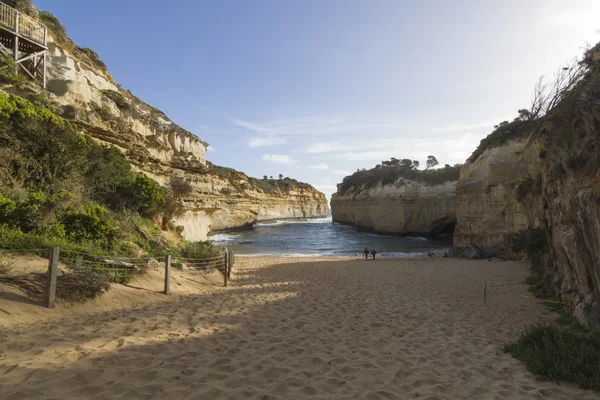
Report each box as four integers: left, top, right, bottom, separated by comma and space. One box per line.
504, 324, 600, 391
208, 163, 313, 195
338, 157, 461, 195
0, 92, 218, 261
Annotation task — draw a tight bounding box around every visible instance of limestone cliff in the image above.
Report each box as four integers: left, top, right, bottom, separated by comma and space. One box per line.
331, 180, 457, 234
0, 8, 327, 240
152, 166, 328, 239
455, 44, 600, 327
454, 139, 542, 248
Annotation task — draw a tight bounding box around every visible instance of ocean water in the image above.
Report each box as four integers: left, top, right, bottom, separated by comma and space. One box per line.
210, 217, 452, 258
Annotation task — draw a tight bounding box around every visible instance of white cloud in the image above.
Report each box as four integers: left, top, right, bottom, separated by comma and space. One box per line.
231, 115, 405, 137
309, 163, 329, 170
207, 146, 217, 152
262, 154, 296, 164
197, 123, 209, 131
333, 169, 352, 175
249, 136, 286, 148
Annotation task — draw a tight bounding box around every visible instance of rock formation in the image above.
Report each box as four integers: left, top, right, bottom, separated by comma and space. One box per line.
454, 139, 542, 248
0, 12, 327, 241
455, 43, 600, 327
331, 179, 457, 235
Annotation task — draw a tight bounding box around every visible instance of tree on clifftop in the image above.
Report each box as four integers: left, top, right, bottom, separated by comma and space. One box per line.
426, 155, 439, 170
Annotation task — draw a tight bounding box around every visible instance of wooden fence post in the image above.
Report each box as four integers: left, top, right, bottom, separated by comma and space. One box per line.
46, 246, 59, 308
164, 254, 171, 295
223, 252, 228, 287
483, 281, 487, 306
227, 251, 232, 278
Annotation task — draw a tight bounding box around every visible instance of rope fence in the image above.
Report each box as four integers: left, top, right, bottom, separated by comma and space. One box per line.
0, 247, 235, 308
483, 277, 574, 322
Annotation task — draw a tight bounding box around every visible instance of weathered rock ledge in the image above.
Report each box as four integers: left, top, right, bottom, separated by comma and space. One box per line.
331, 180, 457, 235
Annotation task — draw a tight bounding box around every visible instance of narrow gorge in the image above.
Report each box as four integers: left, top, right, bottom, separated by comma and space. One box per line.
331, 44, 600, 328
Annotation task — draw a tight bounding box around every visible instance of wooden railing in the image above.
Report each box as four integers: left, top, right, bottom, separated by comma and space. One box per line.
0, 2, 46, 46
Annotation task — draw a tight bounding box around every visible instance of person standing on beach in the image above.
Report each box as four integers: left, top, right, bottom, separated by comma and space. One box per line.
363, 247, 369, 259
371, 249, 377, 259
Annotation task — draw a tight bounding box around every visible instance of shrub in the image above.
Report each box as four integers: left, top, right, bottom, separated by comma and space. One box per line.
510, 228, 548, 268
86, 145, 135, 205
128, 174, 167, 217
61, 205, 119, 245
181, 241, 221, 259
468, 119, 534, 163
79, 48, 107, 71
101, 89, 129, 109
524, 272, 557, 300
0, 225, 130, 256
4, 0, 35, 15
0, 251, 15, 274
0, 69, 27, 86
504, 324, 600, 390
0, 93, 89, 189
56, 271, 110, 302
93, 103, 112, 120
39, 11, 68, 44
337, 162, 461, 195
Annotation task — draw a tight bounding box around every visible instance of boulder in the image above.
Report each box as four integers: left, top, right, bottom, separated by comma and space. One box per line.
482, 247, 508, 259
449, 244, 484, 259
427, 249, 449, 257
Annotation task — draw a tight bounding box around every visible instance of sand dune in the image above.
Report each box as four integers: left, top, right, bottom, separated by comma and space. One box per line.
0, 256, 596, 399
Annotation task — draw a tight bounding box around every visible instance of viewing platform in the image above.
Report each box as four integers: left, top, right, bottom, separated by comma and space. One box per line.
0, 2, 47, 87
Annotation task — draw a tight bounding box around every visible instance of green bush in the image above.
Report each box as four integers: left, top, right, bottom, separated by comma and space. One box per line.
79, 48, 107, 71
4, 0, 35, 15
524, 272, 557, 300
337, 162, 461, 195
504, 324, 600, 390
0, 251, 15, 274
469, 120, 534, 163
61, 205, 118, 244
181, 241, 221, 259
0, 93, 170, 257
101, 89, 129, 109
93, 103, 112, 120
86, 145, 135, 205
0, 225, 131, 256
510, 228, 547, 264
208, 162, 313, 195
39, 11, 68, 43
128, 174, 167, 216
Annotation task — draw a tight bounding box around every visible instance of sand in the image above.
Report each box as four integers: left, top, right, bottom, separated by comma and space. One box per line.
0, 256, 596, 400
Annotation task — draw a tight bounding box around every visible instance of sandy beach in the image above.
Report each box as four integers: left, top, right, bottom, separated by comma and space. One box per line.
0, 256, 596, 400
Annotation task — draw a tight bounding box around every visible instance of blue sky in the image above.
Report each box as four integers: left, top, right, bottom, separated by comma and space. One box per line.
35, 0, 600, 198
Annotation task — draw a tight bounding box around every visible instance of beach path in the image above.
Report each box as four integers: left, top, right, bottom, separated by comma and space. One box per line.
0, 257, 595, 399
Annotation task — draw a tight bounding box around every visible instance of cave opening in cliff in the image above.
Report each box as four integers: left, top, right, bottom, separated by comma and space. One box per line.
438, 222, 456, 234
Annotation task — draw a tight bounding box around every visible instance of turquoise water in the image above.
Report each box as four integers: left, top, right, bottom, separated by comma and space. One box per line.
210, 217, 452, 257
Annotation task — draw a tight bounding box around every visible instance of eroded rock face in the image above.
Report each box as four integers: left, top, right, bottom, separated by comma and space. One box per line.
330, 180, 457, 234
44, 40, 208, 171
454, 139, 542, 249
11, 36, 328, 241
455, 138, 600, 327
161, 172, 328, 240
